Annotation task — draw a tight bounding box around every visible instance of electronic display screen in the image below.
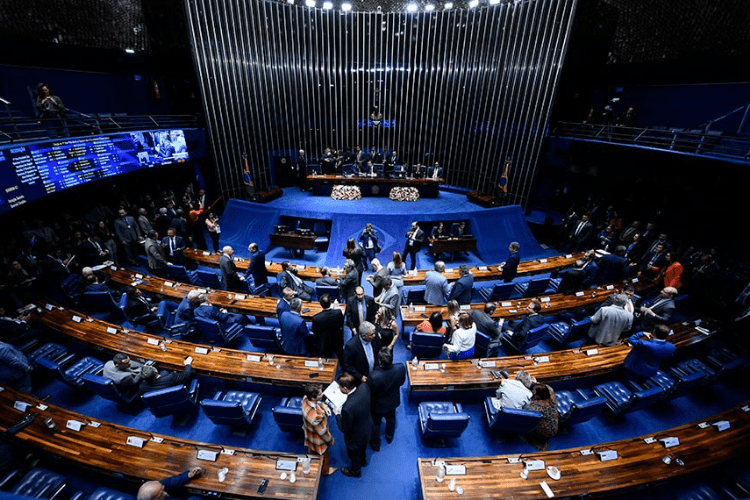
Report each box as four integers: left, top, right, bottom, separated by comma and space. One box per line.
0, 129, 188, 214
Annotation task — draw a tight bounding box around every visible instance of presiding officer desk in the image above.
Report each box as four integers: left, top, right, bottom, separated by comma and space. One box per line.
101, 267, 341, 320
32, 303, 338, 387
0, 386, 322, 500
418, 401, 750, 499
407, 318, 718, 395
183, 248, 586, 286
400, 276, 656, 327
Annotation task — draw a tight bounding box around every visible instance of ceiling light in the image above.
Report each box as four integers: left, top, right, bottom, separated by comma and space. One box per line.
444, 2, 454, 9
124, 48, 135, 54
468, 0, 479, 8
305, 0, 315, 6
489, 0, 500, 4
425, 3, 435, 10
406, 3, 418, 11
341, 2, 352, 10
322, 1, 333, 8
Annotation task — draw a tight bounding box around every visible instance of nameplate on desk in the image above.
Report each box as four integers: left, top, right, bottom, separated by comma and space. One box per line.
631, 278, 639, 283
596, 450, 618, 461
195, 347, 209, 355
501, 301, 512, 307
66, 420, 84, 431
540, 297, 550, 303
72, 316, 82, 323
297, 264, 306, 270
414, 306, 426, 312
135, 273, 144, 279
507, 457, 521, 464
535, 356, 550, 363
695, 326, 711, 335
304, 360, 319, 368
743, 405, 750, 412
110, 265, 118, 271
509, 309, 518, 313
89, 421, 101, 428
45, 303, 55, 311
460, 305, 471, 310
276, 459, 297, 471
444, 269, 454, 274
13, 401, 30, 412
423, 363, 440, 371
146, 338, 160, 346
163, 281, 174, 287
478, 266, 488, 271
565, 254, 573, 259
198, 289, 207, 294
106, 327, 118, 335
202, 251, 210, 256
713, 420, 730, 432
221, 449, 235, 455
126, 436, 146, 448
150, 436, 164, 443
478, 360, 496, 368
643, 436, 657, 443
197, 450, 218, 461
697, 422, 710, 429
659, 437, 680, 448
539, 258, 548, 263
575, 291, 585, 297
585, 349, 599, 356
445, 465, 466, 475
579, 449, 593, 456
235, 294, 246, 300
246, 355, 262, 362
36, 403, 48, 411
524, 460, 545, 471
540, 480, 555, 498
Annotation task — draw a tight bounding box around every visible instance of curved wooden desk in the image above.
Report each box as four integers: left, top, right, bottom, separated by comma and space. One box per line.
101, 267, 341, 320
407, 318, 717, 394
418, 402, 750, 499
0, 386, 322, 500
400, 277, 656, 327
183, 248, 585, 286
35, 303, 338, 386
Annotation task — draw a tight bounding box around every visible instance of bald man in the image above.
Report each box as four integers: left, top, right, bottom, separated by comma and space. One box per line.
137, 467, 203, 500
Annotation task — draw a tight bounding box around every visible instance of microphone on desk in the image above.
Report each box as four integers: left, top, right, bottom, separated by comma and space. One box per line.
6, 413, 38, 436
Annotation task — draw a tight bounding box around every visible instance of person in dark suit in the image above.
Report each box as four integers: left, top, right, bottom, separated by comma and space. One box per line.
596, 245, 629, 284
162, 228, 186, 266
568, 213, 593, 252
557, 259, 587, 294
335, 372, 373, 478
315, 267, 339, 287
346, 286, 376, 333
279, 298, 314, 356
124, 287, 158, 326
366, 259, 389, 298
403, 221, 425, 270
581, 250, 599, 288
137, 467, 204, 500
343, 321, 380, 384
339, 259, 359, 304
278, 261, 314, 301
470, 302, 502, 342
639, 243, 668, 279
245, 243, 268, 285
219, 246, 245, 292
79, 233, 111, 266
194, 294, 247, 326
623, 324, 675, 380
312, 294, 345, 363
145, 230, 170, 277
139, 356, 194, 392
501, 301, 544, 343
113, 207, 143, 266
500, 242, 521, 283
175, 289, 202, 329
448, 264, 474, 305
636, 287, 677, 332
277, 287, 294, 319
369, 348, 406, 451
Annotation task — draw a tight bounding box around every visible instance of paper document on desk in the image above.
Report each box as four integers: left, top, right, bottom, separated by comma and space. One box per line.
323, 381, 348, 409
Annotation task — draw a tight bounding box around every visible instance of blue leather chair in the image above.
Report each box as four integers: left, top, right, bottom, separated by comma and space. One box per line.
118, 293, 160, 330
514, 277, 552, 298
200, 390, 262, 428
138, 255, 154, 274
28, 342, 74, 366
81, 373, 141, 405
166, 264, 200, 285
142, 380, 201, 418
272, 396, 304, 433
555, 389, 607, 425
705, 346, 748, 377
671, 358, 718, 386
87, 487, 135, 500
402, 287, 426, 305
195, 316, 243, 345
244, 324, 283, 351
483, 397, 541, 434
313, 221, 329, 252
501, 324, 549, 353
36, 355, 104, 389
81, 291, 121, 317
196, 269, 223, 290
473, 331, 491, 358
316, 285, 339, 302
410, 331, 445, 359
10, 467, 66, 499
418, 401, 470, 440
548, 317, 591, 344
592, 381, 664, 415
478, 282, 516, 302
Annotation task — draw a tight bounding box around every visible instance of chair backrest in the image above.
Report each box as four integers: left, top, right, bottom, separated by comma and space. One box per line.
523, 324, 549, 348
272, 397, 304, 433
569, 316, 592, 336
88, 487, 136, 500
142, 383, 198, 417
62, 356, 104, 388
156, 300, 178, 328
488, 283, 515, 301
197, 270, 223, 290
523, 277, 551, 297
316, 285, 339, 302
81, 291, 119, 313
487, 406, 542, 434
244, 324, 282, 350
411, 331, 446, 359
420, 402, 470, 439
195, 316, 225, 343
403, 288, 426, 304
200, 399, 247, 426
166, 264, 192, 283
11, 468, 66, 498
81, 373, 139, 404
474, 331, 491, 358
138, 255, 154, 274
313, 221, 328, 237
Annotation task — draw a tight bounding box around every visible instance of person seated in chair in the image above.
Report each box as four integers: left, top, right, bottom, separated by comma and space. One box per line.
140, 355, 194, 392
315, 267, 339, 287
124, 287, 158, 326
442, 312, 476, 360
494, 370, 534, 409
500, 301, 544, 343
103, 352, 144, 398
278, 261, 315, 301
194, 293, 248, 326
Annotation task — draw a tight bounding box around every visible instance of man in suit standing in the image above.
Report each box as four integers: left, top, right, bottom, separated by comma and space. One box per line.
369, 348, 406, 451
636, 287, 678, 332
339, 259, 359, 304
375, 278, 399, 312
623, 324, 675, 380
366, 259, 389, 298
568, 213, 593, 252
346, 286, 376, 334
423, 261, 448, 306
144, 231, 170, 277
245, 242, 268, 285
499, 242, 521, 283
277, 287, 294, 319
280, 298, 314, 356
312, 294, 345, 364
343, 321, 380, 385
448, 264, 474, 305
335, 372, 373, 478
403, 221, 424, 270
162, 228, 186, 266
587, 294, 633, 346
470, 302, 502, 348
557, 259, 587, 294
114, 207, 143, 266
596, 246, 629, 283
219, 246, 245, 292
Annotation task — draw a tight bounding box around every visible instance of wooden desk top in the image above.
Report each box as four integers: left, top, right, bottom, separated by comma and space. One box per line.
269, 233, 316, 250
400, 277, 656, 326
183, 248, 585, 286
0, 386, 321, 500
307, 174, 442, 185
407, 318, 718, 393
34, 303, 338, 386
418, 401, 750, 499
101, 267, 341, 318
